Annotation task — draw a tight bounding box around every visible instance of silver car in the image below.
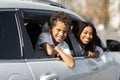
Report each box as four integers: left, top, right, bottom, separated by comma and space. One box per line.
0, 0, 120, 80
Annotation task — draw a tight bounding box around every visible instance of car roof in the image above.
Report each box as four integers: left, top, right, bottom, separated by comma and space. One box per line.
0, 0, 60, 9
36, 0, 66, 8
0, 0, 67, 11
0, 0, 84, 21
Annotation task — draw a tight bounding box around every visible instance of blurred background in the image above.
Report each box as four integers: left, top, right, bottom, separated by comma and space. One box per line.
50, 0, 120, 43
21, 0, 120, 43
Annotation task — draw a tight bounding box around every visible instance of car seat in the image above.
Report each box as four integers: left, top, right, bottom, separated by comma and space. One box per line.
25, 23, 41, 49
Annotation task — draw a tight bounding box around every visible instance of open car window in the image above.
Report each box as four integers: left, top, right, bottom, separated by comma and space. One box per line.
71, 21, 106, 57
21, 9, 84, 58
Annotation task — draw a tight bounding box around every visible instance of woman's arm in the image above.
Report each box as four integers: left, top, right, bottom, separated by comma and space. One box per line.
87, 46, 103, 58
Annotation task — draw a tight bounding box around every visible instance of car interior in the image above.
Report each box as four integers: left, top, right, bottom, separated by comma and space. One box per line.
25, 23, 42, 49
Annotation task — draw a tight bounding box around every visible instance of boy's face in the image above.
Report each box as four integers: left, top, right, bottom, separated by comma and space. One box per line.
51, 20, 69, 44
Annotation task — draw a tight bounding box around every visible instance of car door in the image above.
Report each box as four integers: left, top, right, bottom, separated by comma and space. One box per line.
0, 9, 34, 80
23, 30, 93, 80
71, 20, 120, 80
26, 58, 93, 80
71, 44, 117, 80
73, 40, 118, 80
20, 9, 94, 80
91, 52, 119, 80
84, 40, 120, 80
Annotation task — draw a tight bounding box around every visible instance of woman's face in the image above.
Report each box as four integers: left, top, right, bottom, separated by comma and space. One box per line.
79, 26, 93, 44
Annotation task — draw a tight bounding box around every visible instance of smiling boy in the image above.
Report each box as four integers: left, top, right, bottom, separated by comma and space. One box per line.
37, 12, 74, 68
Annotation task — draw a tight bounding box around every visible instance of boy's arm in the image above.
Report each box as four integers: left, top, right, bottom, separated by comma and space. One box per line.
54, 46, 75, 68
42, 43, 75, 68
42, 42, 57, 57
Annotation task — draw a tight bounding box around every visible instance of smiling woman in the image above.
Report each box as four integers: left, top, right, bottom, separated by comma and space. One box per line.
73, 21, 104, 58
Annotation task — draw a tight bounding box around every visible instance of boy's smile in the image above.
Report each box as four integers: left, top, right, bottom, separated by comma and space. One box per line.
51, 20, 69, 44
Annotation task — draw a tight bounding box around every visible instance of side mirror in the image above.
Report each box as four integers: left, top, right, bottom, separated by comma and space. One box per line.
106, 39, 120, 51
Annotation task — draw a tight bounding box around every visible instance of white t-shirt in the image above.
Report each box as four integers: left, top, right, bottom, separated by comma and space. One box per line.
37, 32, 71, 55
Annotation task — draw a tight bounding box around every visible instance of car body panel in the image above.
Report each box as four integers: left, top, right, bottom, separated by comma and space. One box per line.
26, 58, 92, 80
0, 60, 34, 80
88, 52, 116, 80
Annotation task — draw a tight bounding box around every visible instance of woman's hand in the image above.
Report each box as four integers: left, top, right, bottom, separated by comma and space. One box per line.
87, 51, 94, 57
87, 51, 100, 58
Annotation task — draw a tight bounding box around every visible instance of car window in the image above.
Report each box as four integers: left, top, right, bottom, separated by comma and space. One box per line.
22, 10, 51, 58
0, 10, 21, 59
22, 9, 77, 58
71, 21, 106, 57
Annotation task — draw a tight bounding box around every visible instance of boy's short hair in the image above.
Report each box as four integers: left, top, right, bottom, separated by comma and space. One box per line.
49, 11, 71, 28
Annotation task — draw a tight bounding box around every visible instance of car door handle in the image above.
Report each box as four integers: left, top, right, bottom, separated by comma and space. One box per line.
40, 73, 59, 80
89, 64, 98, 71
86, 60, 99, 71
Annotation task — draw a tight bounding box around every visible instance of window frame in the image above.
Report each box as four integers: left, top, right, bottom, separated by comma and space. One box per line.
20, 9, 83, 58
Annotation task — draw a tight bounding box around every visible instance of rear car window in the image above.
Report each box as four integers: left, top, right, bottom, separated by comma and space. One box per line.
0, 11, 21, 59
